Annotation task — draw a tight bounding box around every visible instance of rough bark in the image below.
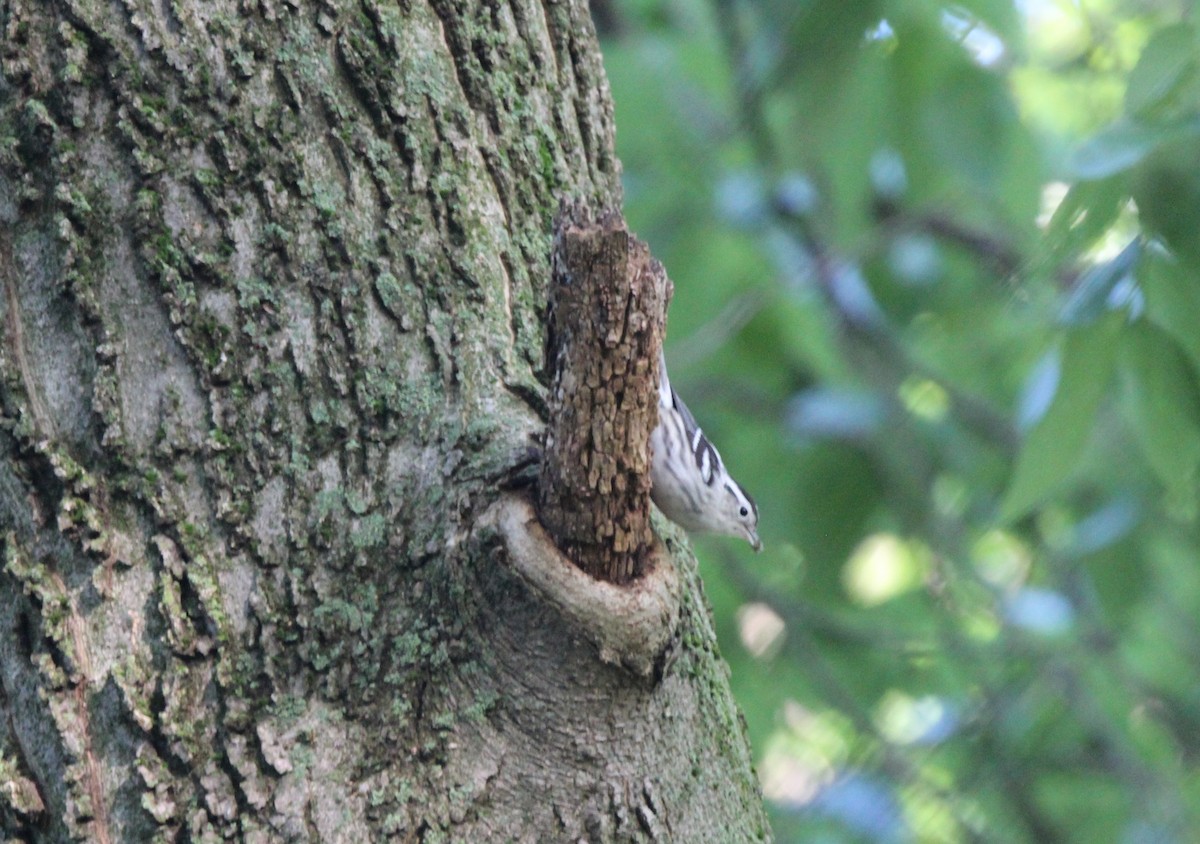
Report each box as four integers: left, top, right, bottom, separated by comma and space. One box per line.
537, 202, 668, 584
0, 0, 771, 841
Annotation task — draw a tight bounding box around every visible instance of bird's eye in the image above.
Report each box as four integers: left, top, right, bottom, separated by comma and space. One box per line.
739, 506, 749, 517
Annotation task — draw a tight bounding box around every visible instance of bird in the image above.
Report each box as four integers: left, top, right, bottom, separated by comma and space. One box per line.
650, 351, 761, 551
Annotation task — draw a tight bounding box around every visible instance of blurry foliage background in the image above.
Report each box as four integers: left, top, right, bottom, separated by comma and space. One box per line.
595, 1, 1200, 841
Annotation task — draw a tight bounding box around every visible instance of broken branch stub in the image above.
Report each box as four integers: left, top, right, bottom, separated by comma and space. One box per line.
537, 203, 672, 584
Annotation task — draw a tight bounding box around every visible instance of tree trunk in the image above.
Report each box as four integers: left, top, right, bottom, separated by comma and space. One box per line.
0, 0, 771, 840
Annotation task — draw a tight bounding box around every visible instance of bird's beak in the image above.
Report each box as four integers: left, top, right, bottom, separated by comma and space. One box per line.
747, 529, 763, 553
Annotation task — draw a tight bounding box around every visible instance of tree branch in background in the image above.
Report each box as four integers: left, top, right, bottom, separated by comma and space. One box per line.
874, 199, 1025, 280
874, 200, 1084, 291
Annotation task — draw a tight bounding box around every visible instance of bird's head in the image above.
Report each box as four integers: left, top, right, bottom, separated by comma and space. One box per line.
719, 479, 761, 552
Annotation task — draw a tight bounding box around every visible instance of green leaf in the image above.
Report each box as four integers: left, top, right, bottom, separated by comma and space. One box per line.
1140, 253, 1200, 374
1132, 137, 1200, 262
1068, 118, 1200, 180
949, 0, 1021, 45
1125, 23, 1200, 119
1058, 238, 1142, 325
1120, 323, 1200, 518
919, 65, 1014, 193
1040, 178, 1130, 264
1000, 317, 1122, 522
1137, 252, 1200, 376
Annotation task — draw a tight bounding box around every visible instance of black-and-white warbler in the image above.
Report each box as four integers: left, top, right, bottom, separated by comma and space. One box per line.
650, 352, 762, 551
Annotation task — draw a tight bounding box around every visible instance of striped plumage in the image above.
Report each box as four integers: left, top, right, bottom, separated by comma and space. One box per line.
650, 352, 762, 551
